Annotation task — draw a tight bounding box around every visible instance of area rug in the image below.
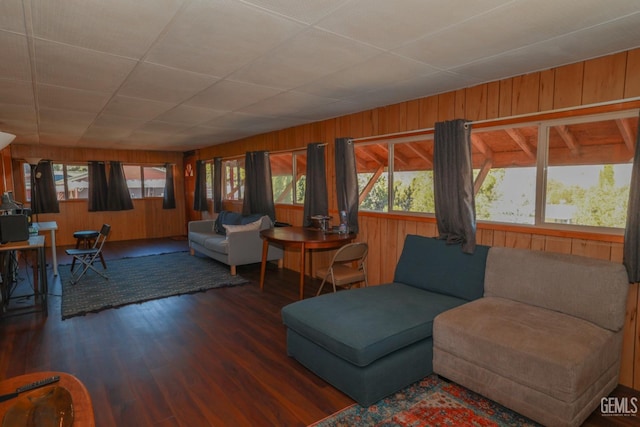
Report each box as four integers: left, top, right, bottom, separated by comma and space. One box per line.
60, 252, 249, 319
310, 375, 541, 427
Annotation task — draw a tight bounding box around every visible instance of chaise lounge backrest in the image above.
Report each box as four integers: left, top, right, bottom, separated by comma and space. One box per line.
393, 235, 490, 301
484, 247, 629, 331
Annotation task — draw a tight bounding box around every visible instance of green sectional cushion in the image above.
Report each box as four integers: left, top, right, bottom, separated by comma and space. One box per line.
393, 235, 489, 301
281, 283, 467, 367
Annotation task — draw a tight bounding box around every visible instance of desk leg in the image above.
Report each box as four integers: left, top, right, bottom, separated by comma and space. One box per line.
40, 246, 48, 316
299, 242, 305, 300
259, 239, 269, 292
50, 230, 58, 276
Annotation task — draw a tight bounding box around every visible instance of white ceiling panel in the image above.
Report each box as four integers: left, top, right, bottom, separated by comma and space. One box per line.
0, 80, 34, 106
37, 85, 110, 114
118, 62, 218, 103
230, 28, 382, 89
146, 0, 304, 77
31, 0, 186, 58
0, 1, 639, 151
101, 96, 175, 121
0, 32, 31, 80
34, 39, 137, 92
184, 80, 281, 111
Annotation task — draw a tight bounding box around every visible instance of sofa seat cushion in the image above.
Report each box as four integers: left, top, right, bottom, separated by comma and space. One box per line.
202, 235, 229, 254
434, 296, 621, 403
188, 231, 216, 247
282, 283, 468, 367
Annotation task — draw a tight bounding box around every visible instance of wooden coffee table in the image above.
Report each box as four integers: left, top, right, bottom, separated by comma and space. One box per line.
260, 227, 356, 299
0, 371, 94, 426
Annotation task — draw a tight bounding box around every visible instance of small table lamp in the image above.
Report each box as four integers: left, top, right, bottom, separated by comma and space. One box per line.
0, 193, 19, 214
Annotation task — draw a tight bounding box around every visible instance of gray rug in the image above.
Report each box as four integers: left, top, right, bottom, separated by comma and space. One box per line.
60, 252, 249, 319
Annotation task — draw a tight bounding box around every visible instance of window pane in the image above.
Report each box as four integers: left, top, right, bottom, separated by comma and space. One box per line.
23, 163, 31, 202
123, 165, 141, 199
143, 166, 166, 197
294, 151, 306, 204
472, 126, 538, 224
356, 142, 389, 212
392, 139, 434, 213
65, 164, 89, 200
222, 159, 244, 200
53, 163, 65, 200
205, 161, 213, 199
270, 153, 293, 204
545, 116, 636, 228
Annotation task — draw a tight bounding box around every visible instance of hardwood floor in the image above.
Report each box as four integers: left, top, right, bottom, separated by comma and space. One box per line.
0, 237, 637, 426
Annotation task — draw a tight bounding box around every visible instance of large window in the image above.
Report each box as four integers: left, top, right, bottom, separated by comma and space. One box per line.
23, 162, 89, 201
123, 165, 167, 199
354, 109, 637, 233
270, 150, 306, 205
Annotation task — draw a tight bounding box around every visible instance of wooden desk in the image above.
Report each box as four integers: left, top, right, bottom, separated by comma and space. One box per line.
0, 236, 47, 316
260, 227, 356, 299
0, 371, 94, 426
35, 221, 59, 276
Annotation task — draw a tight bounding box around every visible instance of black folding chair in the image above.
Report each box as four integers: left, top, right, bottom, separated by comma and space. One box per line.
65, 224, 111, 284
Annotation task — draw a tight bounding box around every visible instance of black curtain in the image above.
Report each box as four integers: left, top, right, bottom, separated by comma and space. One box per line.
335, 137, 359, 233
433, 119, 476, 253
31, 160, 59, 214
213, 157, 222, 213
624, 113, 640, 283
303, 143, 328, 227
162, 163, 176, 209
243, 151, 275, 220
193, 160, 207, 211
107, 161, 133, 211
88, 161, 108, 212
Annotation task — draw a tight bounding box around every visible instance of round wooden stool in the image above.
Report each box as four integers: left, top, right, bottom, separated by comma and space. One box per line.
71, 230, 106, 270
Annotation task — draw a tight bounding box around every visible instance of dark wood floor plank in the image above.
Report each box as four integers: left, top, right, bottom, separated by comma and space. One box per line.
0, 238, 637, 426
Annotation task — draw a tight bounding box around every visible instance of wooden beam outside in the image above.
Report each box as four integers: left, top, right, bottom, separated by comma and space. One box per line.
473, 159, 493, 195
555, 125, 580, 156
504, 128, 536, 159
359, 165, 384, 205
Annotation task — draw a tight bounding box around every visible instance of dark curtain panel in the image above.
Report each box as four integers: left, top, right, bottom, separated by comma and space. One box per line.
107, 161, 133, 211
88, 161, 108, 212
243, 151, 275, 220
433, 119, 476, 253
162, 163, 176, 209
624, 115, 640, 283
32, 160, 59, 214
335, 137, 359, 233
193, 160, 207, 211
213, 157, 222, 213
303, 143, 328, 227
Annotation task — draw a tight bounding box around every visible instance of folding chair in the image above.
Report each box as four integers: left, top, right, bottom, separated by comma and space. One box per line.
65, 224, 111, 284
316, 242, 368, 295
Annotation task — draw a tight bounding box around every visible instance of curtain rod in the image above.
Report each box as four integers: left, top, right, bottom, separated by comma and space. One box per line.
352, 96, 640, 143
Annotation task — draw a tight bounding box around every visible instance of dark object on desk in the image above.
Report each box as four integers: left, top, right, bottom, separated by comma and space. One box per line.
0, 215, 29, 243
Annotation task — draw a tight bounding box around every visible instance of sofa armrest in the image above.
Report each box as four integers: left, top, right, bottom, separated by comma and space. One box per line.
188, 220, 216, 233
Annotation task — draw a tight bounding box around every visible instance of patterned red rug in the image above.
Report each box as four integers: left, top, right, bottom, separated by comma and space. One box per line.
309, 375, 541, 427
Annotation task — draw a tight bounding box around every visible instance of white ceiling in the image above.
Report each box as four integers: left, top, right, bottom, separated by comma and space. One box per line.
1, 0, 640, 152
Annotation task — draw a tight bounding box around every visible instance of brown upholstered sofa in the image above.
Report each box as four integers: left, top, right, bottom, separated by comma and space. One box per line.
433, 247, 629, 427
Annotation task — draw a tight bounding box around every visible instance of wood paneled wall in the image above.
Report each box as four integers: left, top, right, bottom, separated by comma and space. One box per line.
196, 48, 640, 389
8, 145, 187, 246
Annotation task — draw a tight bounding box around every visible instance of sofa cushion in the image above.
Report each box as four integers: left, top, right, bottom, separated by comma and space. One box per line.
433, 296, 622, 403
484, 247, 629, 331
188, 231, 216, 247
222, 218, 262, 234
214, 211, 243, 234
281, 283, 468, 367
393, 235, 489, 301
203, 235, 229, 254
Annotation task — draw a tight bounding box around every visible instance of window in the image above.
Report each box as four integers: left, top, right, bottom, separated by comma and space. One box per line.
23, 162, 89, 201
205, 160, 214, 199
356, 137, 435, 213
123, 165, 167, 199
355, 108, 637, 233
471, 125, 538, 224
542, 114, 635, 229
270, 150, 306, 205
222, 158, 244, 201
